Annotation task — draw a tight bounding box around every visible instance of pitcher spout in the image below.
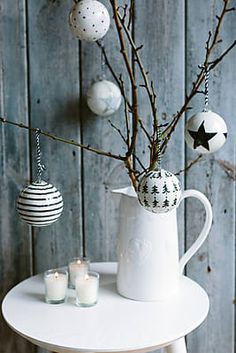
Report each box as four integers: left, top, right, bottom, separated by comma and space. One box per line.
112, 186, 137, 198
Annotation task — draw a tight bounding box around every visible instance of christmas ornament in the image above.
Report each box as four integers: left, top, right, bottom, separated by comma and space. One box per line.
69, 0, 110, 42
185, 111, 227, 153
137, 126, 181, 213
17, 181, 63, 227
87, 79, 122, 116
16, 130, 63, 227
185, 64, 227, 153
137, 169, 181, 213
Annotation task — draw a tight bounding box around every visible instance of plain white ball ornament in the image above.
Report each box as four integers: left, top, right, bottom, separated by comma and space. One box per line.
69, 0, 110, 42
17, 180, 63, 227
137, 169, 181, 214
87, 79, 122, 116
185, 111, 227, 154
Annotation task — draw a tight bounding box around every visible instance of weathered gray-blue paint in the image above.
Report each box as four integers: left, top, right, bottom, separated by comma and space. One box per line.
0, 1, 235, 353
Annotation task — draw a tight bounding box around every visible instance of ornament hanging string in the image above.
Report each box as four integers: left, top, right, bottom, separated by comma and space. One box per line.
35, 129, 46, 182
199, 64, 210, 112
99, 38, 106, 80
157, 125, 162, 171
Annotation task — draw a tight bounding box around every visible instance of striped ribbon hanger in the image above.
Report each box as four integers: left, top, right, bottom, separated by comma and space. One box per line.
35, 129, 46, 183
199, 64, 210, 112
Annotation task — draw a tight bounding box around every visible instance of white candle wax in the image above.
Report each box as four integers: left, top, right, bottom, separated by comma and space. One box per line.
69, 259, 89, 288
75, 272, 99, 306
44, 271, 68, 303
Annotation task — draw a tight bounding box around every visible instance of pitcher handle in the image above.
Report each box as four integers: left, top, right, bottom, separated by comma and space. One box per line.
179, 189, 213, 274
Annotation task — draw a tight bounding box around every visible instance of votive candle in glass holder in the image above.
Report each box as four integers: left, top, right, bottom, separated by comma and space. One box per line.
75, 271, 99, 307
44, 269, 68, 304
68, 257, 90, 289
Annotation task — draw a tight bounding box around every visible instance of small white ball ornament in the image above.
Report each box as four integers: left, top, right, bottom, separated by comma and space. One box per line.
185, 111, 227, 154
17, 180, 63, 227
69, 0, 110, 42
137, 169, 181, 214
87, 79, 122, 116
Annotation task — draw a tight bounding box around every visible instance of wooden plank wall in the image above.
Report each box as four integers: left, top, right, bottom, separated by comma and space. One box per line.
0, 1, 235, 353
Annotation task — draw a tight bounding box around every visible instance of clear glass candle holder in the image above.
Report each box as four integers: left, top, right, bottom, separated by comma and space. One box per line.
68, 257, 90, 289
44, 269, 68, 304
75, 271, 99, 307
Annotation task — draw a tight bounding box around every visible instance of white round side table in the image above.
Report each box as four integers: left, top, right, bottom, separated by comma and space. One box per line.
2, 262, 209, 353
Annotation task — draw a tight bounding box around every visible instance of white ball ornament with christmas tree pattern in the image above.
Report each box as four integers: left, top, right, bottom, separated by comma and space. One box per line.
185, 111, 227, 154
87, 79, 122, 116
69, 0, 110, 42
137, 169, 181, 214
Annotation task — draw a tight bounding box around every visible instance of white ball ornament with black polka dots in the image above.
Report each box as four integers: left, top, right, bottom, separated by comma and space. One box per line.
137, 169, 181, 214
87, 79, 122, 116
185, 111, 227, 154
69, 0, 110, 42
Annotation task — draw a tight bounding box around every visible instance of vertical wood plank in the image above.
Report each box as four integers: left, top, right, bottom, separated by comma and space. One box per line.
185, 1, 235, 352
81, 0, 131, 262
0, 1, 34, 353
134, 3, 185, 352
27, 1, 83, 352
134, 0, 185, 253
27, 0, 83, 274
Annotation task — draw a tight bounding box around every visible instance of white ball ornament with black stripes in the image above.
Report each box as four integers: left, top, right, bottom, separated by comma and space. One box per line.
69, 0, 110, 42
137, 169, 181, 214
17, 181, 63, 227
16, 129, 63, 227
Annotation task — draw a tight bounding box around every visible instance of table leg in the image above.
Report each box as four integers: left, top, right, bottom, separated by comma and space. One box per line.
164, 337, 187, 353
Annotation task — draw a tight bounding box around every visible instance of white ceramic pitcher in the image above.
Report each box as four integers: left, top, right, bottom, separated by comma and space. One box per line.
113, 186, 213, 301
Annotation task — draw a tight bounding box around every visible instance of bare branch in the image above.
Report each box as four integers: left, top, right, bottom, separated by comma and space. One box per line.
209, 40, 236, 69
217, 159, 236, 180
0, 117, 125, 161
175, 155, 203, 176
108, 119, 127, 145
161, 0, 234, 153
110, 0, 139, 188
96, 40, 132, 111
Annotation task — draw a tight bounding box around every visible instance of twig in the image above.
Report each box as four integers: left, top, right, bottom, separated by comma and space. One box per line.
127, 0, 135, 30
108, 119, 127, 145
119, 74, 131, 148
0, 117, 125, 161
161, 0, 235, 153
110, 0, 139, 188
209, 40, 236, 69
96, 41, 132, 111
138, 118, 152, 144
117, 10, 158, 135
217, 159, 236, 180
175, 154, 203, 176
133, 154, 147, 173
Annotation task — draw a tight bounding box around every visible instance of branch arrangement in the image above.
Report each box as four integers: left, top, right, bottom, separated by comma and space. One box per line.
0, 0, 235, 189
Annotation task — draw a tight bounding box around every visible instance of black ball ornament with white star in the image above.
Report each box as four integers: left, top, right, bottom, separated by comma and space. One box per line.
185, 111, 227, 154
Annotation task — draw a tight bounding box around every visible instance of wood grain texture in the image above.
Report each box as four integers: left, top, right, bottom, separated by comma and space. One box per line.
133, 0, 185, 256
81, 0, 131, 262
0, 1, 35, 353
27, 0, 83, 274
0, 1, 235, 353
185, 1, 236, 352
